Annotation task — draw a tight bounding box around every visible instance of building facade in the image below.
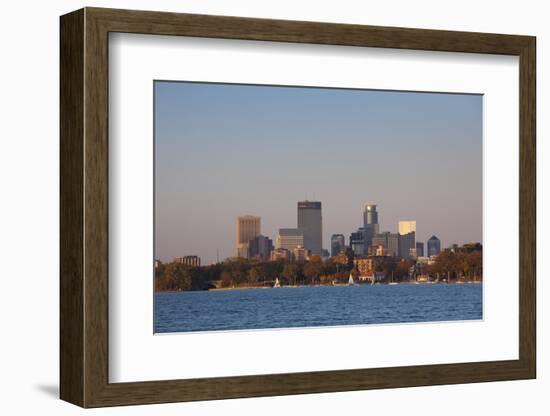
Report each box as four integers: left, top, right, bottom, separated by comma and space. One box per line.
354, 258, 374, 279
363, 204, 380, 250
276, 228, 305, 251
416, 242, 424, 258
398, 220, 416, 259
249, 235, 274, 260
297, 201, 323, 256
398, 220, 416, 235
174, 255, 201, 267
236, 215, 261, 258
427, 235, 441, 256
350, 227, 365, 256
292, 245, 310, 262
330, 234, 346, 257
399, 231, 416, 259
270, 248, 291, 261
372, 232, 400, 257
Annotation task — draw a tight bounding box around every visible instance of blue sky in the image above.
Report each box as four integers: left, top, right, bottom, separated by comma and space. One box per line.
155, 81, 482, 264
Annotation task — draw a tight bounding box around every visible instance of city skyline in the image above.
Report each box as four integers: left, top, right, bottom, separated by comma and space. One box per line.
155, 81, 482, 264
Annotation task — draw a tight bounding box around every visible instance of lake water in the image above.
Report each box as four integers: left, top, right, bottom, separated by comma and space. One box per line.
154, 283, 482, 333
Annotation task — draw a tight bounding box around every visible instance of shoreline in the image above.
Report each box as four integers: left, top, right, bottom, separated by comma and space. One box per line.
155, 281, 482, 294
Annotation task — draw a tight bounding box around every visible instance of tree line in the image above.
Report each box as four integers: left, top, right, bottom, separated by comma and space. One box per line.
155, 248, 482, 292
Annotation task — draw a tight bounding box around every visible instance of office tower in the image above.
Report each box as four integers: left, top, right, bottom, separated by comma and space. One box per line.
276, 228, 305, 252
174, 255, 201, 267
330, 234, 346, 257
363, 204, 380, 249
427, 235, 442, 256
398, 220, 416, 236
416, 242, 425, 257
399, 232, 416, 259
350, 227, 365, 256
236, 215, 261, 258
297, 201, 323, 256
398, 220, 416, 259
249, 235, 274, 261
372, 232, 400, 257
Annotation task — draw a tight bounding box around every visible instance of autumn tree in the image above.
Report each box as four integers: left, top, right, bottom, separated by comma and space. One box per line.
303, 260, 322, 285
282, 263, 299, 286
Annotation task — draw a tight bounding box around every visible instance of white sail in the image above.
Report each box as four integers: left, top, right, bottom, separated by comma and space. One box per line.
348, 274, 354, 285
273, 277, 281, 288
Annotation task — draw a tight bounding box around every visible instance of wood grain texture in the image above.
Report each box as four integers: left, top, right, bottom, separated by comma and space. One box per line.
59, 7, 537, 408
59, 8, 84, 407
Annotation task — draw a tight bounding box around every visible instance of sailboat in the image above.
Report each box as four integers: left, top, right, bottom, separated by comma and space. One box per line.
273, 277, 281, 288
348, 273, 355, 286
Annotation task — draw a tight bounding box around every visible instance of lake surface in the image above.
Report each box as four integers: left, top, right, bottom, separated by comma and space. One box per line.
154, 284, 482, 333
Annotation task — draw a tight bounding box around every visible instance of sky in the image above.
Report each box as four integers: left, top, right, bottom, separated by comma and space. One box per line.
154, 81, 482, 264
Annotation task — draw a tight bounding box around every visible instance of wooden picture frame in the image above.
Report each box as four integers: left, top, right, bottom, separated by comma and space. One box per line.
60, 7, 536, 408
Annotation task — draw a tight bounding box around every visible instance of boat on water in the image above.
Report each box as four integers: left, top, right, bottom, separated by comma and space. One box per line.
273, 277, 281, 288
348, 274, 355, 286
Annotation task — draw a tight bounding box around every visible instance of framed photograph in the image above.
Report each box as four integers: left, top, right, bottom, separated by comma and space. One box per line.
60, 7, 536, 407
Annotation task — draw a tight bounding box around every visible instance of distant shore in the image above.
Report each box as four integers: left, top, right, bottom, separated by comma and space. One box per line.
155, 280, 482, 293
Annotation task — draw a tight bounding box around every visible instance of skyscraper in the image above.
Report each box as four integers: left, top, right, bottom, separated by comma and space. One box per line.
249, 235, 273, 261
330, 234, 345, 257
416, 242, 425, 257
399, 232, 416, 259
350, 228, 366, 256
372, 232, 399, 257
363, 204, 379, 250
297, 201, 322, 256
236, 215, 261, 258
398, 220, 416, 235
398, 220, 416, 259
427, 235, 441, 257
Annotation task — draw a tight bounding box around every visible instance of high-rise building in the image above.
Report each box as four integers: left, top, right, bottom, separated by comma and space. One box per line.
398, 220, 416, 236
297, 201, 322, 256
398, 220, 416, 259
236, 215, 261, 258
372, 232, 400, 257
427, 235, 441, 257
350, 227, 365, 256
330, 234, 345, 257
363, 204, 380, 249
416, 242, 424, 258
276, 228, 305, 252
399, 232, 416, 259
249, 235, 274, 261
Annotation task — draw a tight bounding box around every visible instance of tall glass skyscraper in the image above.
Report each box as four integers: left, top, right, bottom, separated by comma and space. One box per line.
363, 204, 379, 250
297, 201, 322, 256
